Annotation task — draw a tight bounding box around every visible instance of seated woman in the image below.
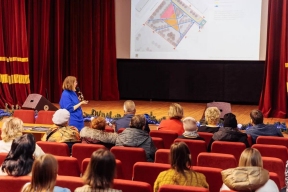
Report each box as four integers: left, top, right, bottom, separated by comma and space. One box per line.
80, 116, 118, 149
158, 103, 184, 136
0, 134, 35, 176
198, 107, 220, 133
75, 149, 121, 192
220, 148, 278, 191
21, 154, 70, 192
154, 142, 209, 192
0, 117, 45, 157
207, 113, 249, 151
178, 117, 204, 140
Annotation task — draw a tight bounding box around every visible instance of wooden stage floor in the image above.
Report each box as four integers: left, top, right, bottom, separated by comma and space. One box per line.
54, 100, 287, 125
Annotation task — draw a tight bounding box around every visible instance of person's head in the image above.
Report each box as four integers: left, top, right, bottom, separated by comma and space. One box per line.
250, 109, 263, 125
223, 113, 238, 128
183, 117, 198, 132
170, 142, 191, 174
52, 109, 70, 126
123, 100, 136, 114
205, 107, 220, 125
168, 103, 183, 120
1, 134, 35, 176
82, 149, 116, 189
91, 117, 106, 130
129, 114, 146, 130
1, 117, 23, 142
62, 76, 77, 91
23, 154, 58, 192
238, 148, 263, 167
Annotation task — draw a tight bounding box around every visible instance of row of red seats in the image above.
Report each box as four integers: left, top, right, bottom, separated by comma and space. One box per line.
13, 110, 55, 124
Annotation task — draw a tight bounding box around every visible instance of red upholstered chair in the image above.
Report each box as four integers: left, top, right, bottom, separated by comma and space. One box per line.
149, 130, 178, 149
174, 139, 207, 165
56, 175, 83, 191
13, 109, 35, 123
252, 144, 288, 165
111, 146, 147, 180
256, 136, 288, 148
113, 179, 152, 192
0, 175, 31, 192
133, 162, 170, 187
211, 141, 246, 162
159, 185, 209, 192
36, 141, 70, 156
269, 172, 281, 191
81, 158, 124, 179
72, 143, 106, 170
151, 137, 164, 149
155, 149, 170, 164
105, 127, 115, 133
262, 156, 285, 189
192, 166, 223, 192
198, 132, 213, 147
0, 153, 8, 164
117, 128, 125, 133
53, 155, 80, 176
197, 152, 237, 170
35, 110, 55, 124
247, 134, 252, 146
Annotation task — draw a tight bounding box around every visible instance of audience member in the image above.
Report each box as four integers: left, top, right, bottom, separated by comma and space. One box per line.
80, 116, 118, 149
198, 107, 221, 133
178, 117, 204, 140
220, 148, 278, 191
207, 113, 249, 151
0, 134, 35, 176
21, 154, 70, 192
246, 109, 283, 144
154, 142, 209, 192
75, 149, 121, 192
158, 103, 184, 136
0, 117, 44, 157
116, 114, 156, 162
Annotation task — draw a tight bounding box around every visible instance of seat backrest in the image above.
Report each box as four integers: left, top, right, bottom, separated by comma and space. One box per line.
111, 146, 147, 180
117, 128, 125, 133
174, 138, 207, 166
36, 141, 70, 156
247, 134, 252, 146
252, 144, 288, 165
105, 126, 115, 133
155, 149, 170, 164
149, 130, 178, 149
72, 143, 106, 170
56, 175, 83, 191
0, 153, 8, 164
0, 175, 31, 192
262, 156, 285, 188
197, 152, 237, 170
198, 132, 213, 147
35, 110, 55, 124
269, 172, 281, 191
113, 179, 152, 192
13, 109, 35, 123
133, 162, 170, 187
192, 166, 223, 192
159, 185, 209, 192
211, 141, 246, 162
256, 136, 288, 148
151, 137, 164, 149
53, 155, 80, 177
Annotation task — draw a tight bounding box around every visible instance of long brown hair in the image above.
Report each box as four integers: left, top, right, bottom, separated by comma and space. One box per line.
22, 154, 58, 192
170, 142, 192, 174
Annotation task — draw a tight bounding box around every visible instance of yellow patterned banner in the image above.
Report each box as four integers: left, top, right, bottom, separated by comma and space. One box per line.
0, 74, 30, 84
0, 57, 28, 62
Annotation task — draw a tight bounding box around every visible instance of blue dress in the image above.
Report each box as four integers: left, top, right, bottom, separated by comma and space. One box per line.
59, 90, 84, 131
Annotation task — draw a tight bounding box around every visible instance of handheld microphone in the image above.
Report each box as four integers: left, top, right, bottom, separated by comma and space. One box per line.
76, 87, 85, 101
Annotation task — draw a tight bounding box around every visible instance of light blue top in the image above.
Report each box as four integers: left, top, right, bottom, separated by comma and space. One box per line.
53, 186, 71, 192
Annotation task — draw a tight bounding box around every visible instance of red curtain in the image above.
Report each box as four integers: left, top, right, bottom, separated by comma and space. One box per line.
0, 0, 30, 108
259, 0, 288, 118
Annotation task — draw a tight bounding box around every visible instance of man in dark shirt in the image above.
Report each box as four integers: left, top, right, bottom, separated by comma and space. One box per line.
246, 109, 283, 144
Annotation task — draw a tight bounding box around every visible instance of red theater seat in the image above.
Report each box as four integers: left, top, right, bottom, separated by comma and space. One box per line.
211, 141, 246, 162
0, 175, 31, 192
56, 175, 83, 191
0, 153, 8, 164
13, 109, 35, 123
198, 132, 213, 147
53, 155, 80, 176
36, 141, 70, 156
197, 152, 237, 170
155, 149, 170, 164
149, 130, 178, 149
113, 179, 152, 192
252, 144, 288, 165
159, 185, 209, 192
262, 156, 285, 188
35, 110, 55, 124
151, 137, 164, 149
256, 136, 288, 148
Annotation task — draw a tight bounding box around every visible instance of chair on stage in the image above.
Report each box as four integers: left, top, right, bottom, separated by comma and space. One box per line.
174, 138, 207, 165
151, 137, 164, 149
211, 141, 246, 162
159, 185, 209, 192
53, 155, 80, 177
155, 149, 170, 164
256, 136, 288, 148
36, 141, 70, 156
197, 152, 237, 170
133, 162, 170, 187
113, 179, 152, 192
149, 130, 178, 149
111, 146, 147, 180
13, 109, 35, 123
35, 110, 55, 124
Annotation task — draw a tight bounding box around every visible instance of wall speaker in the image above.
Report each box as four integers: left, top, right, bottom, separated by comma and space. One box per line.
22, 94, 58, 111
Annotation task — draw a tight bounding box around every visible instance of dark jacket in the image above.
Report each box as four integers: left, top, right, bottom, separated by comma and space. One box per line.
198, 125, 220, 134
114, 114, 150, 133
178, 135, 205, 141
